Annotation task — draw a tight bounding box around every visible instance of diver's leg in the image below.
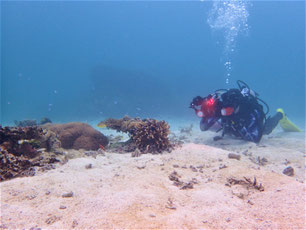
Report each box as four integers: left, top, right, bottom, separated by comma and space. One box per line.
238, 109, 265, 143
200, 118, 206, 131
263, 112, 283, 135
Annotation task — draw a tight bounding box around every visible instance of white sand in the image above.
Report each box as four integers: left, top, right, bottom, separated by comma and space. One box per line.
0, 122, 305, 229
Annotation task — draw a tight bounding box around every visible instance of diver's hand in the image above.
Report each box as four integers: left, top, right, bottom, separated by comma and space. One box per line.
213, 136, 223, 141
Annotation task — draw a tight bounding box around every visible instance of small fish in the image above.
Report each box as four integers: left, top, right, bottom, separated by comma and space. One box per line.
99, 144, 105, 151
97, 122, 107, 128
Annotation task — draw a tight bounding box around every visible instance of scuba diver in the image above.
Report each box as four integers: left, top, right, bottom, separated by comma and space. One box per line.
189, 80, 301, 143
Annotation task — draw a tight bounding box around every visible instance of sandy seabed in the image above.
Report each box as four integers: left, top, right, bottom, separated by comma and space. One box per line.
0, 122, 305, 229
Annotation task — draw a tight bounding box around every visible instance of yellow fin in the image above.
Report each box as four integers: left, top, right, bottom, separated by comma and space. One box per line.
97, 122, 107, 128
277, 108, 301, 132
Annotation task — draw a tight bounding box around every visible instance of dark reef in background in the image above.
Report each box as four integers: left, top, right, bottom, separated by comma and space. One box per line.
14, 117, 52, 127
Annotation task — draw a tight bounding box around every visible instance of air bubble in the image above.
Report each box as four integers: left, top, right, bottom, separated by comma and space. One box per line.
207, 0, 251, 85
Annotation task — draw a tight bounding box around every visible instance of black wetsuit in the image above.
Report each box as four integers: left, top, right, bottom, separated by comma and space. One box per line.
218, 89, 266, 143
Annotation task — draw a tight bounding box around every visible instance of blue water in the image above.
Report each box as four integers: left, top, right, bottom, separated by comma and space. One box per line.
1, 1, 305, 128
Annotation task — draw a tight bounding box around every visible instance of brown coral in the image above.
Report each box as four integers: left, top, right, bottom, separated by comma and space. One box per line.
98, 116, 172, 153
44, 122, 108, 150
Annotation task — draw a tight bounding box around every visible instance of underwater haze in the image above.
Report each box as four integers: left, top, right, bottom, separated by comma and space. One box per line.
1, 1, 305, 127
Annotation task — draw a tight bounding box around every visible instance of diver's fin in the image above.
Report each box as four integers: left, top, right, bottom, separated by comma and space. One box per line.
277, 108, 301, 132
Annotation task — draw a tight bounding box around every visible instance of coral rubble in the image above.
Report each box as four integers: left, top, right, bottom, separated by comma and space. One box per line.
0, 125, 61, 181
168, 170, 197, 190
226, 176, 264, 192
0, 122, 108, 181
98, 116, 173, 153
1, 126, 44, 156
283, 166, 294, 176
